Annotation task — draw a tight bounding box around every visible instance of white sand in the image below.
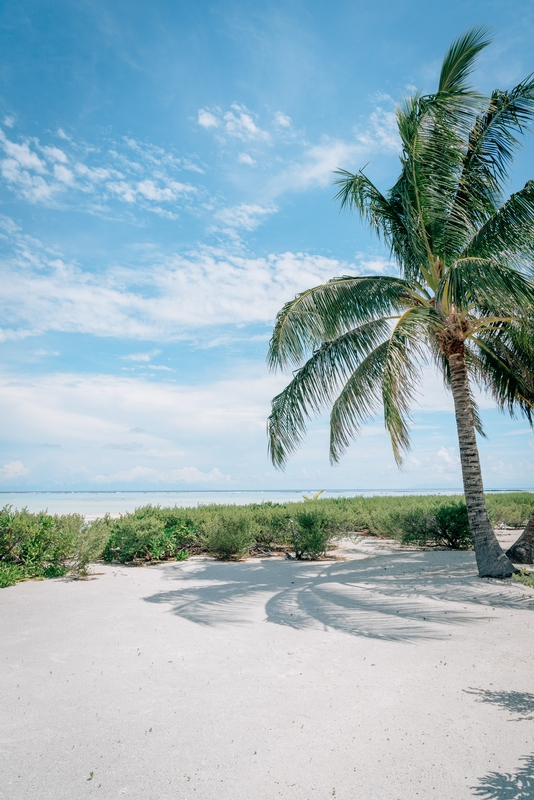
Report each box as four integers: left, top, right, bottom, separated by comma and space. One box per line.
1, 538, 533, 800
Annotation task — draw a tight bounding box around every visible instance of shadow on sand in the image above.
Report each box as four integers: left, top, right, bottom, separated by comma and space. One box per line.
472, 754, 534, 798
143, 547, 533, 642
464, 689, 534, 721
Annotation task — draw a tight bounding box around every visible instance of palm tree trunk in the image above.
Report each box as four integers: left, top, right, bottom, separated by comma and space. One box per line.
506, 509, 534, 564
448, 351, 517, 577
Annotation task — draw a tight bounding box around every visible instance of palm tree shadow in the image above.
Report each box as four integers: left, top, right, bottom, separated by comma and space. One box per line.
464, 689, 534, 721
143, 550, 533, 642
472, 754, 534, 798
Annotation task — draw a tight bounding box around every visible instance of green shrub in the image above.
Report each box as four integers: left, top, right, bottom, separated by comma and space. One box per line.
486, 493, 533, 528
103, 506, 198, 563
0, 562, 25, 588
71, 516, 114, 575
290, 508, 333, 559
392, 508, 436, 546
433, 503, 471, 548
0, 506, 87, 582
394, 502, 472, 549
201, 509, 257, 559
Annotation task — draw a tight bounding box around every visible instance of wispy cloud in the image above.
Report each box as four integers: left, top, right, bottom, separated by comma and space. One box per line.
0, 127, 200, 218
268, 106, 400, 197
92, 465, 229, 484
0, 460, 29, 480
198, 104, 271, 142
197, 109, 220, 129
0, 219, 369, 339
213, 202, 277, 234
120, 350, 161, 362
237, 152, 255, 165
0, 366, 286, 486
273, 111, 292, 129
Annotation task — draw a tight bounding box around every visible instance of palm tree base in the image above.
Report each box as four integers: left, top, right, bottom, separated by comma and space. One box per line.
505, 510, 534, 564
476, 547, 518, 578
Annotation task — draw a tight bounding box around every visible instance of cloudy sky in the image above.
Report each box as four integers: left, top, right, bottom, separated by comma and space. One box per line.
0, 0, 533, 491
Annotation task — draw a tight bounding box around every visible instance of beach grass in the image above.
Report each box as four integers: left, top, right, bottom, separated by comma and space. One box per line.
1, 492, 532, 586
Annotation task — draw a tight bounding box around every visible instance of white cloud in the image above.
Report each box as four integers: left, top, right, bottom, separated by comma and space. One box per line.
3, 116, 15, 128
53, 164, 75, 184
0, 131, 46, 171
274, 111, 292, 128
1, 159, 56, 202
32, 349, 60, 356
0, 227, 370, 339
357, 256, 397, 275
92, 465, 229, 484
197, 109, 220, 129
268, 105, 400, 197
213, 203, 276, 232
42, 145, 68, 163
200, 104, 271, 143
237, 153, 255, 165
270, 138, 364, 194
355, 108, 400, 153
106, 180, 137, 203
75, 163, 114, 181
437, 446, 460, 467
0, 460, 29, 480
0, 129, 198, 216
223, 104, 270, 142
0, 367, 287, 487
120, 350, 160, 362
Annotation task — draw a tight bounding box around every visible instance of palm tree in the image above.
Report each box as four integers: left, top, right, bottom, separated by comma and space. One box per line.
267, 27, 534, 578
507, 509, 534, 564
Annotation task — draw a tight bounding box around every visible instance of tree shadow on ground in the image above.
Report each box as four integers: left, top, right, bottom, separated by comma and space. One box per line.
143, 549, 533, 642
472, 754, 534, 798
464, 689, 534, 721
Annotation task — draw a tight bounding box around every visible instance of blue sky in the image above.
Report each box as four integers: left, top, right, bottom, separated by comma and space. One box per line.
0, 0, 533, 491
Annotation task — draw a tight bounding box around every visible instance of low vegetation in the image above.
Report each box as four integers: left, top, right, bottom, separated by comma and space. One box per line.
0, 506, 109, 588
1, 493, 533, 587
513, 568, 534, 589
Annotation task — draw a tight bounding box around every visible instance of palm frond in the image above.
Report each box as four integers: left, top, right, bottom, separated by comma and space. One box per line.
394, 90, 483, 275
330, 306, 437, 464
333, 169, 425, 280
461, 180, 534, 269
381, 307, 436, 463
267, 275, 414, 370
473, 324, 534, 422
437, 257, 534, 313
443, 78, 534, 255
267, 319, 391, 468
328, 341, 390, 463
438, 26, 493, 94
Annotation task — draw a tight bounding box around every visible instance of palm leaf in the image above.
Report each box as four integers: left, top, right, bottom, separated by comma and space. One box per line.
330, 306, 438, 464
438, 26, 493, 94
267, 275, 413, 370
437, 257, 534, 313
462, 180, 534, 269
267, 319, 391, 468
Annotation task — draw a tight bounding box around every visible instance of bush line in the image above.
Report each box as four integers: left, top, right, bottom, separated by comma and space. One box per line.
1, 492, 533, 587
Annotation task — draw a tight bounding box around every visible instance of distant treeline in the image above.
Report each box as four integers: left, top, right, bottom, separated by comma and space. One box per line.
1, 493, 532, 587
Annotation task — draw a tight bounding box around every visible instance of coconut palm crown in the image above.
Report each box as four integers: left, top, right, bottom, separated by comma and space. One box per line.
267, 27, 534, 578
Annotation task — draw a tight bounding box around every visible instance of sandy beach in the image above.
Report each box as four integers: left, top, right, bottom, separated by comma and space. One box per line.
1, 536, 533, 800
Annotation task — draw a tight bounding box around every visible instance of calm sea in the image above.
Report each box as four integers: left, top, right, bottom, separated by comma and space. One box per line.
0, 488, 476, 519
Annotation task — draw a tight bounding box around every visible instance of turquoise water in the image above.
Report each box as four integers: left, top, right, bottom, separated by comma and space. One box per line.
0, 488, 472, 518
